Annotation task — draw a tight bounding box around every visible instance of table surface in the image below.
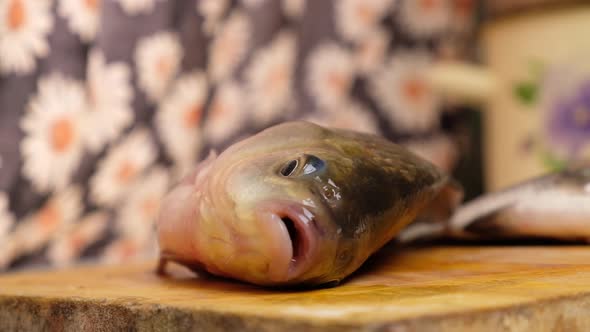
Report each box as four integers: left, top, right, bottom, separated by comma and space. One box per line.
3, 245, 590, 331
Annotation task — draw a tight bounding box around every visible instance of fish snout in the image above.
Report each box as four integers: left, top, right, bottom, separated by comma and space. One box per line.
256, 201, 320, 284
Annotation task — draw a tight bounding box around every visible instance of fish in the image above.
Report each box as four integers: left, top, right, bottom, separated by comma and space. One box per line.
156, 121, 590, 287
397, 165, 590, 244
155, 121, 463, 286
446, 166, 590, 241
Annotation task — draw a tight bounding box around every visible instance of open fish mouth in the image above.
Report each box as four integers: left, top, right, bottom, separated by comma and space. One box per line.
256, 201, 319, 283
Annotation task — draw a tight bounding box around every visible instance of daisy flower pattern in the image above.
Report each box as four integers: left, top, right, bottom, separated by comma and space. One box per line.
204, 81, 246, 144
208, 12, 251, 83
117, 0, 158, 15
21, 73, 87, 193
403, 134, 457, 171
156, 71, 206, 173
116, 167, 169, 242
90, 127, 157, 207
355, 27, 389, 75
0, 0, 53, 74
0, 237, 19, 269
11, 186, 83, 260
197, 0, 229, 35
245, 31, 296, 124
101, 236, 154, 264
135, 31, 183, 103
370, 52, 439, 132
282, 0, 305, 19
85, 49, 133, 152
47, 212, 109, 267
304, 101, 380, 135
336, 0, 393, 42
398, 0, 451, 39
0, 193, 14, 241
306, 43, 355, 110
241, 0, 266, 8
58, 0, 100, 42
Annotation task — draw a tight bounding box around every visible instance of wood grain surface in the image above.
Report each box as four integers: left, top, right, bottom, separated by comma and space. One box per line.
2, 245, 590, 331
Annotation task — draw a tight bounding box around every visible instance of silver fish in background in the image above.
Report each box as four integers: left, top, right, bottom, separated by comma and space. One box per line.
156, 121, 462, 286
398, 166, 590, 244
446, 167, 590, 241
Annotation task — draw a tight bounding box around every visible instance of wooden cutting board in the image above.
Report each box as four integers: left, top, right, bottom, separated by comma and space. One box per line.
3, 245, 590, 331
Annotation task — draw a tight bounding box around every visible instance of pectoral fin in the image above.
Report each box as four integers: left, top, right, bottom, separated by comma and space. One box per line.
398, 179, 463, 243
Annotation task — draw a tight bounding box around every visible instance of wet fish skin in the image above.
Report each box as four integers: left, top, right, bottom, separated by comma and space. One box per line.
156, 121, 462, 286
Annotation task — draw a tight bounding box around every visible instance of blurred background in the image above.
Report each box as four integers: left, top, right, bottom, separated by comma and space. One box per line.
0, 0, 588, 271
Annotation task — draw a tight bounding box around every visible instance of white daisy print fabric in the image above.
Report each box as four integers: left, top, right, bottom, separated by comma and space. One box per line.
0, 0, 476, 271
370, 52, 440, 132
135, 31, 183, 103
58, 0, 100, 42
335, 0, 393, 42
20, 73, 87, 193
306, 43, 355, 110
305, 101, 380, 135
246, 31, 296, 124
85, 49, 134, 152
355, 28, 389, 75
398, 0, 451, 39
0, 0, 53, 74
208, 12, 251, 83
403, 134, 458, 171
282, 0, 305, 19
117, 0, 158, 15
0, 193, 14, 241
116, 167, 169, 242
198, 0, 229, 35
5, 186, 83, 265
90, 128, 157, 207
47, 211, 109, 267
204, 81, 247, 144
156, 71, 207, 174
100, 237, 150, 264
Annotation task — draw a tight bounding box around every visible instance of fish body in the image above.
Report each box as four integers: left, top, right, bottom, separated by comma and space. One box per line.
447, 167, 590, 241
156, 121, 590, 287
156, 121, 462, 286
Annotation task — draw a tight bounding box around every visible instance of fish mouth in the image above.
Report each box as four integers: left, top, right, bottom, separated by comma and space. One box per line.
256, 201, 319, 284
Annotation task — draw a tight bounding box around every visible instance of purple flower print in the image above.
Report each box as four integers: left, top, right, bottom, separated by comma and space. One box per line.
545, 80, 590, 159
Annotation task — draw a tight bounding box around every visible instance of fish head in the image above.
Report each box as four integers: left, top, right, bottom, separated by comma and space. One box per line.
157, 122, 448, 286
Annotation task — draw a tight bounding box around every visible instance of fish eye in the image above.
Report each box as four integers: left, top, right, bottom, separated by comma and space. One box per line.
280, 159, 299, 177
302, 155, 324, 175
280, 155, 325, 177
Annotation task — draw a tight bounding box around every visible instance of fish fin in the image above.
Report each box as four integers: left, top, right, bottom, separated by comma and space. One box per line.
398, 179, 464, 243
422, 178, 464, 223
156, 257, 169, 276
446, 189, 528, 240
397, 221, 447, 243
